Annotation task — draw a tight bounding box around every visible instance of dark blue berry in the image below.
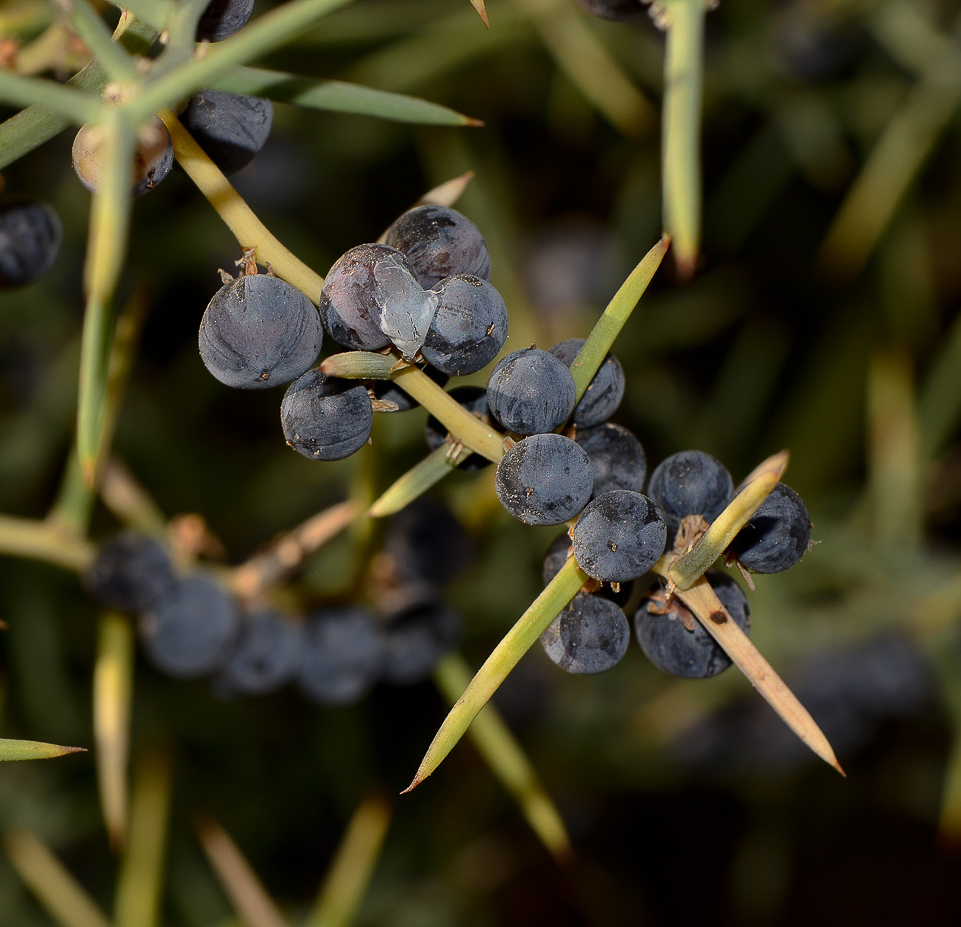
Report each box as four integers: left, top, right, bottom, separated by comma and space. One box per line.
421, 274, 509, 376
634, 572, 750, 679
211, 609, 303, 698
575, 422, 647, 499
547, 338, 625, 427
319, 243, 409, 351
384, 204, 492, 290
139, 575, 239, 678
0, 196, 62, 289
646, 450, 734, 530
729, 482, 812, 573
383, 498, 474, 586
196, 0, 254, 41
85, 531, 176, 613
572, 490, 667, 582
540, 592, 630, 675
541, 533, 633, 606
297, 606, 384, 705
381, 596, 462, 685
280, 368, 373, 461
495, 433, 594, 526
179, 90, 273, 175
200, 272, 323, 389
487, 347, 577, 436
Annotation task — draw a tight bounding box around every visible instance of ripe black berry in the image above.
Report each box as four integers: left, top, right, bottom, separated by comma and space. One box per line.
196, 0, 255, 41
297, 606, 384, 705
211, 609, 303, 698
421, 274, 509, 376
729, 482, 812, 574
139, 575, 239, 678
572, 490, 667, 582
179, 90, 273, 175
634, 572, 751, 679
495, 432, 594, 526
384, 204, 492, 289
646, 450, 734, 530
280, 368, 374, 461
199, 272, 323, 389
85, 531, 176, 613
487, 347, 577, 436
547, 338, 625, 427
0, 196, 62, 289
540, 592, 631, 675
575, 422, 647, 499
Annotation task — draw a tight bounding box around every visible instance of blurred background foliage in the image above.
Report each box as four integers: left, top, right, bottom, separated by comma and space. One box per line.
2, 0, 961, 924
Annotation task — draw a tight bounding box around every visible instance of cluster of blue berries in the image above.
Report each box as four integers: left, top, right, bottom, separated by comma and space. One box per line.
71, 1, 272, 197
539, 447, 813, 679
84, 507, 467, 704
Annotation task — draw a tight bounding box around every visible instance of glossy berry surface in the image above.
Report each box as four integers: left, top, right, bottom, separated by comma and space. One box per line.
179, 90, 273, 175
572, 490, 667, 582
280, 368, 373, 461
85, 531, 176, 613
196, 0, 255, 41
381, 597, 462, 685
384, 204, 492, 289
297, 606, 384, 705
540, 592, 630, 675
424, 385, 493, 470
421, 274, 509, 376
0, 196, 62, 289
495, 433, 593, 526
487, 347, 577, 436
575, 422, 647, 499
319, 243, 409, 351
199, 273, 323, 389
730, 482, 812, 573
211, 609, 303, 698
72, 118, 174, 197
139, 575, 239, 678
646, 449, 734, 530
547, 338, 625, 427
634, 572, 751, 679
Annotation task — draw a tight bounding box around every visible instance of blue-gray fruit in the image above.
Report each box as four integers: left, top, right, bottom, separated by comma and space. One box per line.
572, 490, 667, 582
540, 593, 630, 675
200, 272, 323, 389
487, 347, 576, 436
0, 196, 62, 289
495, 433, 594, 526
281, 368, 373, 461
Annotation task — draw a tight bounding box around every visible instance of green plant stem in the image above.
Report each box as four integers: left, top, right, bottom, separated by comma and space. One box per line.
0, 514, 95, 572
320, 351, 397, 379
4, 829, 110, 927
433, 653, 573, 864
662, 0, 706, 279
159, 109, 327, 300
304, 793, 391, 927
0, 70, 103, 124
568, 237, 669, 405
56, 0, 138, 84
126, 0, 359, 122
367, 444, 472, 518
404, 555, 588, 792
391, 364, 505, 462
654, 557, 845, 775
